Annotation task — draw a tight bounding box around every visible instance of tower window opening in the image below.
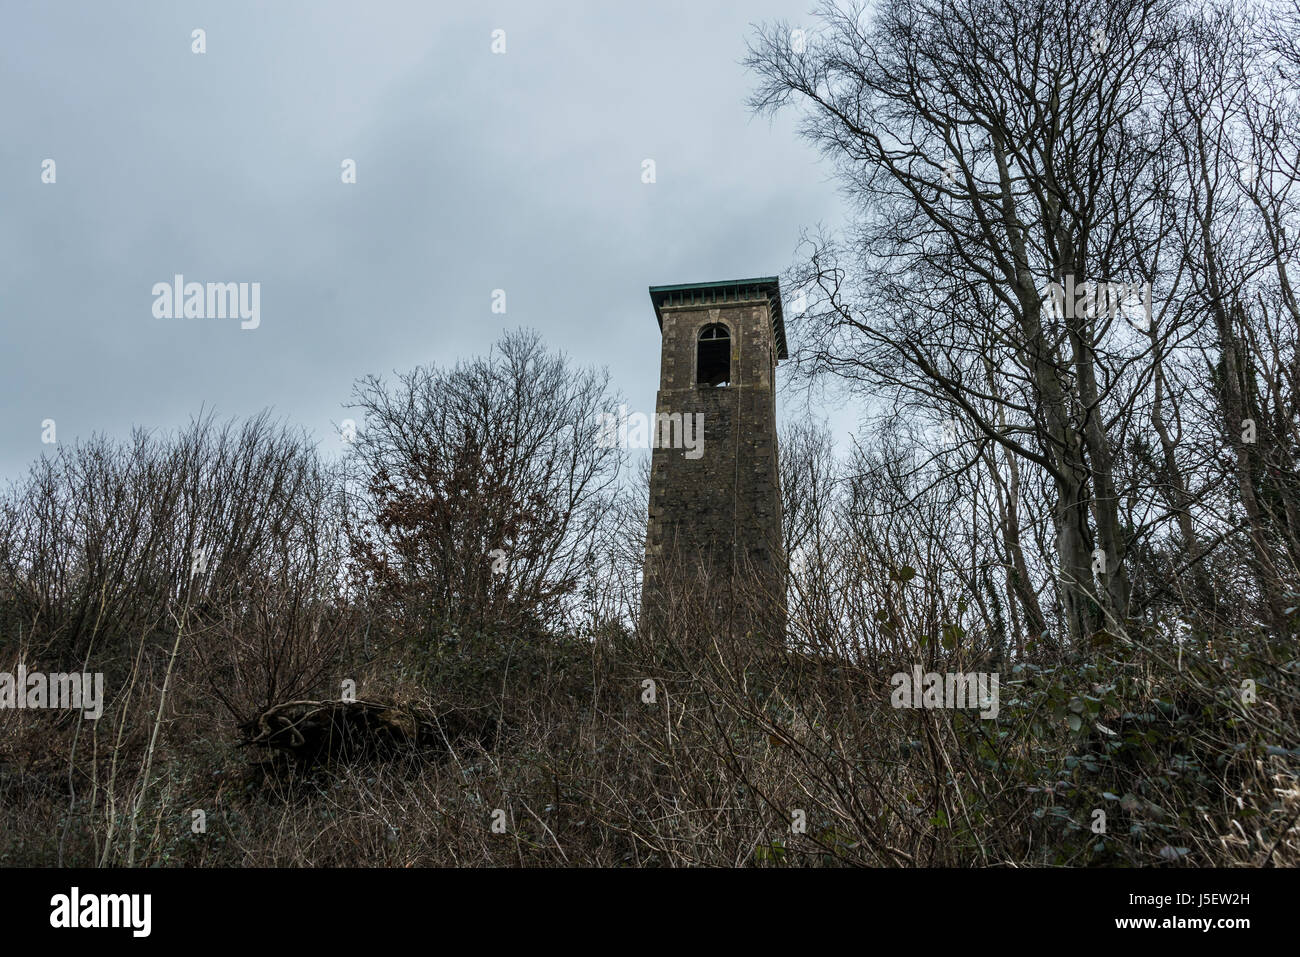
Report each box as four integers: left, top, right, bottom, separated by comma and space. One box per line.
697, 324, 731, 387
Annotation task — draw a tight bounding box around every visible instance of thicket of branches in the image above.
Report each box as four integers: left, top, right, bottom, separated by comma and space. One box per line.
751, 0, 1300, 647
1, 0, 1297, 867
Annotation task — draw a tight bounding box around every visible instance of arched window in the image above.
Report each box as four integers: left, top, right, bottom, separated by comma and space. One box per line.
697, 323, 731, 387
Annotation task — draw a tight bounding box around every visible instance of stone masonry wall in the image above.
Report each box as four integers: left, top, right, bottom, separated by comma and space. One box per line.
642, 298, 785, 633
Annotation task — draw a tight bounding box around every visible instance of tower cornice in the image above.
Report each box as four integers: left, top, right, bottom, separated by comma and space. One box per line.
648, 277, 788, 360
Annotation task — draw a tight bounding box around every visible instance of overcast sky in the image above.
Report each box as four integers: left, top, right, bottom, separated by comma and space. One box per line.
0, 0, 849, 480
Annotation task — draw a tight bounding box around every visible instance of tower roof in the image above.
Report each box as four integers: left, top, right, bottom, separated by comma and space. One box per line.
649, 276, 788, 360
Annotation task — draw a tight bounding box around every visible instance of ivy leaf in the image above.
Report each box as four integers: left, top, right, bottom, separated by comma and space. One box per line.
892, 565, 917, 583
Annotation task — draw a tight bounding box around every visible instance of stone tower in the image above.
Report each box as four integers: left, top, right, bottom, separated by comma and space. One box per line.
641, 277, 787, 638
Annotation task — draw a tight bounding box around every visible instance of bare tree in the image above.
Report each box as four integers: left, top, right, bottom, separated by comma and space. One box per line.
747, 0, 1297, 642
345, 329, 624, 639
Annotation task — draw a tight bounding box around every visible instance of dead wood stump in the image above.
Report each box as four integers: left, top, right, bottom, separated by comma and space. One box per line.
239, 699, 495, 771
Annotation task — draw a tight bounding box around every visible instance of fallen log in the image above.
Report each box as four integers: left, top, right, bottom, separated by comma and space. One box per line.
239, 699, 494, 769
